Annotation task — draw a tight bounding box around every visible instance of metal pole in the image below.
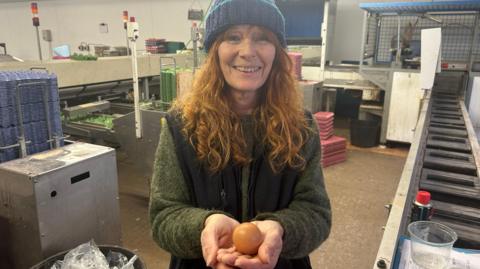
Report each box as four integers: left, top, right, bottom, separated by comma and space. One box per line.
35, 26, 43, 61
193, 38, 198, 70
41, 84, 54, 149
126, 30, 130, 56
48, 41, 53, 60
396, 15, 401, 66
192, 25, 198, 70
320, 0, 330, 79
359, 11, 369, 68
15, 84, 28, 157
131, 40, 142, 138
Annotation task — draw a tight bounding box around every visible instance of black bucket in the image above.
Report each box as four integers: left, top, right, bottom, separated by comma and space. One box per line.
350, 119, 380, 147
335, 90, 362, 119
30, 245, 146, 269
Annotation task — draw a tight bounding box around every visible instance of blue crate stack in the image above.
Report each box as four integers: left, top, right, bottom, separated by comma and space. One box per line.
0, 70, 63, 163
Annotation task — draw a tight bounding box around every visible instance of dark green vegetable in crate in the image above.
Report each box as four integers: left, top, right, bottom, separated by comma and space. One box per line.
70, 53, 98, 61
71, 114, 115, 129
160, 68, 178, 103
158, 68, 192, 111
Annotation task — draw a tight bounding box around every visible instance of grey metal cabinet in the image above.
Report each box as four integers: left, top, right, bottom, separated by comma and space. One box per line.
0, 142, 121, 269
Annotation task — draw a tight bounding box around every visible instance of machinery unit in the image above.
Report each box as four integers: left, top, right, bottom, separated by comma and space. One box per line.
0, 142, 121, 269
299, 80, 323, 113
358, 0, 480, 144
113, 106, 166, 178
0, 43, 22, 63
61, 100, 133, 147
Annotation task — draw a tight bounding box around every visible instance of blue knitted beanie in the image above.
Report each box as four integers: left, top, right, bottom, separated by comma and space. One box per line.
204, 0, 286, 51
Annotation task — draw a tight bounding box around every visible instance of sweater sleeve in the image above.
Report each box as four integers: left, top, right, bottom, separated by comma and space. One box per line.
254, 117, 332, 259
149, 118, 218, 258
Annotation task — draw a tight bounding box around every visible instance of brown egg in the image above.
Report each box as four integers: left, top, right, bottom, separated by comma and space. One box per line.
232, 222, 263, 255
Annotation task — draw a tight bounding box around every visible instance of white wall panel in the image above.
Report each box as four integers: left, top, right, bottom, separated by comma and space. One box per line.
387, 71, 423, 143
469, 77, 480, 128
0, 0, 210, 60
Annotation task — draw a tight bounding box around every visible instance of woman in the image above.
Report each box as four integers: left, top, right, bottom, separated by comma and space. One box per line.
149, 0, 331, 268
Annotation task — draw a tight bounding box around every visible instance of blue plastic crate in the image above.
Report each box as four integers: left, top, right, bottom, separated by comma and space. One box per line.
30, 102, 47, 122
0, 127, 13, 147
0, 106, 16, 127
1, 70, 60, 104
45, 73, 59, 102
34, 142, 50, 153
14, 72, 33, 105
48, 101, 63, 137
52, 116, 63, 138
0, 72, 16, 108
27, 142, 36, 155
0, 148, 18, 163
20, 104, 31, 124
31, 121, 49, 143
0, 71, 61, 132
29, 82, 44, 104
48, 101, 61, 117
0, 127, 19, 159
23, 122, 34, 143
30, 72, 59, 103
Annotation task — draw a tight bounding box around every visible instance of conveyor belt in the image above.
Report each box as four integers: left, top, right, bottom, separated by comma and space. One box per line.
374, 72, 480, 269
426, 134, 472, 153
423, 149, 478, 175
417, 73, 480, 249
427, 126, 468, 138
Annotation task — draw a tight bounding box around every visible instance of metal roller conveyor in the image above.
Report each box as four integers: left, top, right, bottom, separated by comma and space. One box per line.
423, 149, 478, 176
373, 72, 480, 268
428, 126, 468, 138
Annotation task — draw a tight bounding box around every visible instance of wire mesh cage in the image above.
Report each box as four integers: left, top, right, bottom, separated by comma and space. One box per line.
473, 20, 480, 63
363, 13, 379, 61
361, 11, 479, 67
377, 14, 477, 63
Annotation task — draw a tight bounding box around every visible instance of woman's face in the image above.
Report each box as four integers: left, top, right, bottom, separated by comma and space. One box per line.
218, 25, 276, 93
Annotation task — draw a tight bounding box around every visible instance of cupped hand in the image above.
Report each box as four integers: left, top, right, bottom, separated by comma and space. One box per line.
201, 214, 240, 267
218, 220, 284, 269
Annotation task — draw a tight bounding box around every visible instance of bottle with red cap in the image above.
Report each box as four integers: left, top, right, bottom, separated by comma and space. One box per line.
411, 190, 434, 222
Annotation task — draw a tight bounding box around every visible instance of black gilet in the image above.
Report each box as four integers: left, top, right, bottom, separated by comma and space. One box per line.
164, 112, 312, 269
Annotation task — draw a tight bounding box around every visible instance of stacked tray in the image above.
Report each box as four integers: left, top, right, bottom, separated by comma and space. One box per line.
320, 136, 347, 167
0, 71, 63, 162
145, 38, 167, 54
314, 112, 347, 167
287, 52, 302, 80
314, 111, 334, 140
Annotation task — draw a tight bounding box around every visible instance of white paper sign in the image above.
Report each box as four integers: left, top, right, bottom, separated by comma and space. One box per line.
420, 28, 442, 90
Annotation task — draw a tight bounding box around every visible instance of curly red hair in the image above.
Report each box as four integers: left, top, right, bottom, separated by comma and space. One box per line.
172, 28, 310, 173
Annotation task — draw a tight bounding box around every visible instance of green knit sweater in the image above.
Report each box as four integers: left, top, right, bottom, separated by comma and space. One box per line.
149, 115, 331, 259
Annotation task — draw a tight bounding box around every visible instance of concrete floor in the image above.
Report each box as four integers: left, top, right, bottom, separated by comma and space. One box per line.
116, 120, 408, 269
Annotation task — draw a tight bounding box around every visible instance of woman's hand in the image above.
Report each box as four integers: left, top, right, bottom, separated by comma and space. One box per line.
201, 214, 240, 268
218, 220, 284, 269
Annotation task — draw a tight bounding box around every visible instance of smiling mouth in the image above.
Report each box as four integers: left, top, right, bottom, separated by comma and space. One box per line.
233, 66, 261, 73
